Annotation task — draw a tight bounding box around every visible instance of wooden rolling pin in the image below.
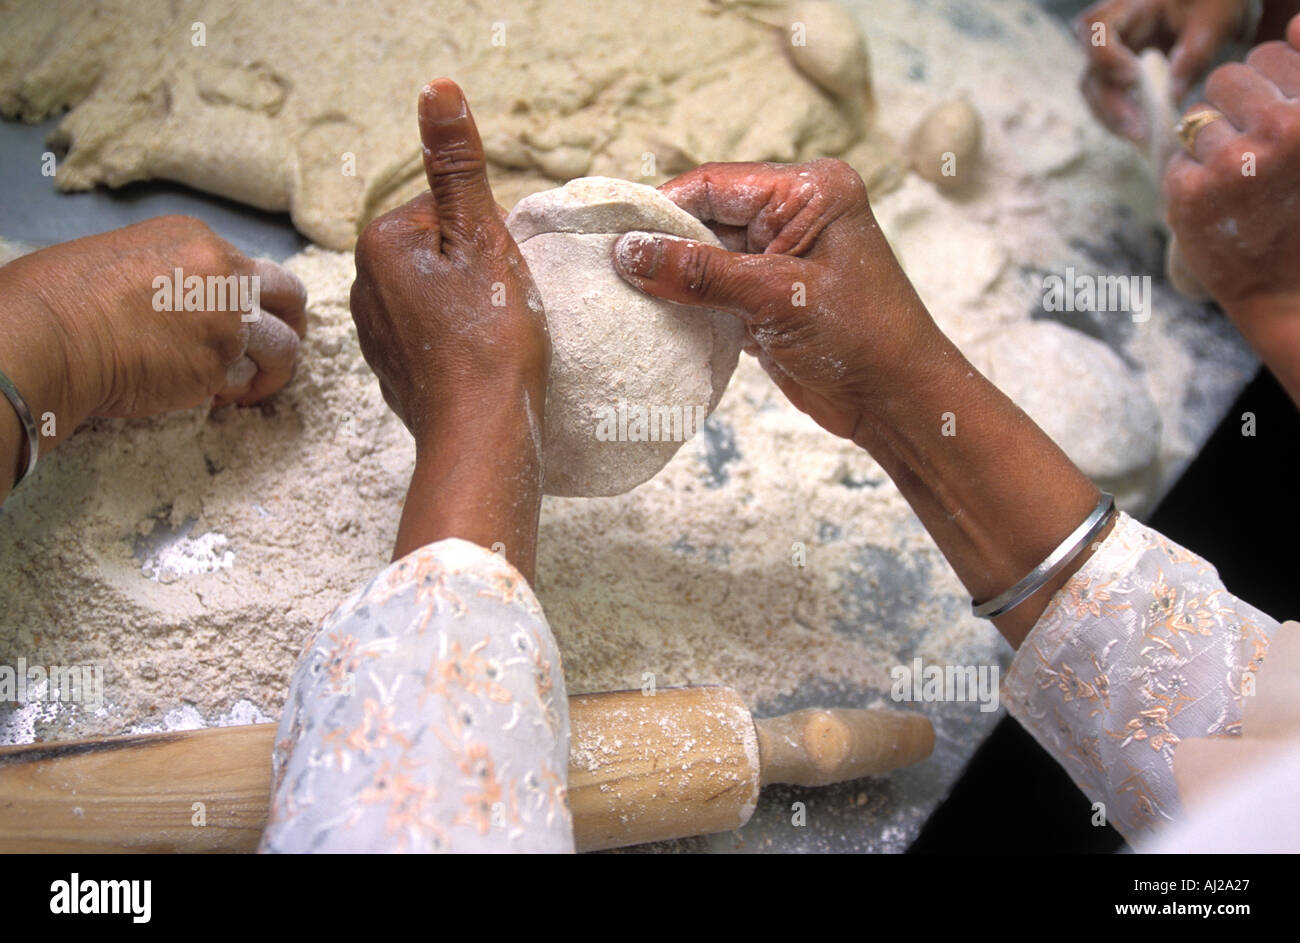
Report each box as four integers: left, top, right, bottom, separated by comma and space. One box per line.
0, 686, 932, 853
569, 687, 934, 850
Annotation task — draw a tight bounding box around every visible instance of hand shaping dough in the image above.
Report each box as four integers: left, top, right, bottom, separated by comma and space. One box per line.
506, 178, 745, 497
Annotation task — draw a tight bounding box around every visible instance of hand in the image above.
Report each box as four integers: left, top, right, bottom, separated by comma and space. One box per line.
611, 159, 943, 441
1164, 15, 1300, 400
1077, 0, 1252, 140
614, 158, 1103, 647
350, 78, 549, 574
350, 87, 548, 447
0, 215, 306, 426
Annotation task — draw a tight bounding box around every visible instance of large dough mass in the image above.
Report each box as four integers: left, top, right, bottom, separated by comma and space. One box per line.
506, 177, 745, 497
0, 0, 897, 249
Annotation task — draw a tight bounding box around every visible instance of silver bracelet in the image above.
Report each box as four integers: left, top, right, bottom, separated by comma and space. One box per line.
0, 365, 39, 489
971, 492, 1115, 620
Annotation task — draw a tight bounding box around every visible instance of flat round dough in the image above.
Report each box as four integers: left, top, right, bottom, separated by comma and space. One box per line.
506, 177, 745, 497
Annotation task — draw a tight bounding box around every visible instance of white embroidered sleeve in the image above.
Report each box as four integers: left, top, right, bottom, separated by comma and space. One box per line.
259, 538, 572, 853
1001, 512, 1279, 845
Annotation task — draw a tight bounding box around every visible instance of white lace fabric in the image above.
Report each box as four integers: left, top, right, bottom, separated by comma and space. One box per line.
1002, 512, 1280, 845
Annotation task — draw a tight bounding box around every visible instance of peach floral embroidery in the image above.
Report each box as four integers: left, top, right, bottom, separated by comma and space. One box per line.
420, 636, 513, 706
1111, 708, 1180, 751
1000, 512, 1279, 847
1115, 760, 1166, 832
455, 742, 504, 835
261, 538, 572, 853
1062, 577, 1118, 620
357, 760, 445, 852
377, 550, 466, 624
1146, 571, 1180, 627
325, 697, 411, 762
480, 568, 530, 608
321, 631, 379, 691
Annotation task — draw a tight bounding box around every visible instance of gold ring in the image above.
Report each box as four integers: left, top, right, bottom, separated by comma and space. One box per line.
1175, 109, 1226, 156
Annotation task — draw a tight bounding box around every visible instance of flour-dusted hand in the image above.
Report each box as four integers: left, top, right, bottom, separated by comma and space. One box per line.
0, 215, 306, 424
350, 79, 549, 447
349, 79, 550, 574
1077, 0, 1255, 140
612, 159, 942, 441
1165, 15, 1300, 402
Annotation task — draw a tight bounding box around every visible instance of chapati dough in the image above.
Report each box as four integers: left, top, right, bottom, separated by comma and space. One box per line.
507, 177, 745, 497
0, 0, 899, 249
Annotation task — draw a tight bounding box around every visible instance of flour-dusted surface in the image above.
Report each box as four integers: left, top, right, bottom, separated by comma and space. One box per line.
0, 0, 1261, 853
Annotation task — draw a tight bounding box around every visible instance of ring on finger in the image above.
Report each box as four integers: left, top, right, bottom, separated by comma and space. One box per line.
1175, 109, 1226, 156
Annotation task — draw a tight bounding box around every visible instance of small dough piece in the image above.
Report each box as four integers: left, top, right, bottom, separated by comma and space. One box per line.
908, 97, 982, 191
783, 0, 876, 120
506, 177, 745, 497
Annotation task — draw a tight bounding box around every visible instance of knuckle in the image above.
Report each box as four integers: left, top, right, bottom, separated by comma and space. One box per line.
1204, 62, 1246, 102
154, 213, 209, 236
348, 274, 375, 323
679, 242, 719, 295
205, 339, 240, 379
194, 243, 234, 277
183, 232, 237, 275
814, 158, 868, 203
426, 138, 487, 183
1244, 41, 1287, 72
353, 219, 387, 273
1180, 31, 1215, 59
262, 344, 297, 387
1251, 104, 1298, 145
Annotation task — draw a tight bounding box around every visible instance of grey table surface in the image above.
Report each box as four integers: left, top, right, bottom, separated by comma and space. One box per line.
0, 117, 307, 261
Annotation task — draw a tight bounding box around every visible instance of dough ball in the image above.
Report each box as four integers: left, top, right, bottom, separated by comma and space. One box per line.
908, 97, 982, 191
506, 177, 745, 497
784, 0, 875, 116
975, 321, 1161, 483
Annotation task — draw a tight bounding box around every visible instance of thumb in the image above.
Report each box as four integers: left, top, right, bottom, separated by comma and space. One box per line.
417, 78, 497, 247
613, 232, 800, 317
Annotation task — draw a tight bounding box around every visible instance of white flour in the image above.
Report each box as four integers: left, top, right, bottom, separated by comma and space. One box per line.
0, 0, 1257, 746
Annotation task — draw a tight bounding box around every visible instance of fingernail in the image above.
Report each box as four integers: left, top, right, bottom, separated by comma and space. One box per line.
614, 232, 663, 278
423, 81, 466, 122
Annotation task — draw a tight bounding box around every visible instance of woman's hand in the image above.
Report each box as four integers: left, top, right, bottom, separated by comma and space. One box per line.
612, 158, 943, 441
1077, 0, 1253, 140
0, 215, 306, 423
615, 158, 1103, 647
1165, 15, 1300, 403
350, 79, 549, 575
0, 215, 306, 499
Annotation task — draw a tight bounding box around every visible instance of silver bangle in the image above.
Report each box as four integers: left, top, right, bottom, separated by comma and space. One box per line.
971, 492, 1115, 620
0, 365, 39, 489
